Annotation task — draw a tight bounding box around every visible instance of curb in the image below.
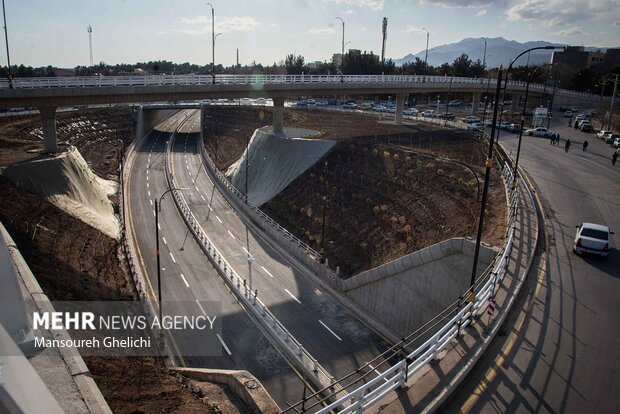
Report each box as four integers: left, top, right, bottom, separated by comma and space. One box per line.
0, 222, 112, 414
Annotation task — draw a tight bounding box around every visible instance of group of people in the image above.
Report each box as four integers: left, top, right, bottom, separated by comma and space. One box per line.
548, 133, 561, 146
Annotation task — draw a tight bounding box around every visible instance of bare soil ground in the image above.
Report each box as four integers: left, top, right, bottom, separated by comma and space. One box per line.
0, 109, 244, 413
203, 106, 507, 276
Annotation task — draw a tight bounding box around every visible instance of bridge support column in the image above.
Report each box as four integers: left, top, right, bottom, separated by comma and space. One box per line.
39, 106, 58, 153
472, 94, 479, 115
272, 97, 285, 135
394, 93, 405, 123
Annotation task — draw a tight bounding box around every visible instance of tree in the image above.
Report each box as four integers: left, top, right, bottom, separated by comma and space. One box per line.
285, 54, 305, 74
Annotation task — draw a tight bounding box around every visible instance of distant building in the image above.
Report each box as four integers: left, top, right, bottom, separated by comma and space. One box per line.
552, 46, 617, 73
306, 61, 324, 69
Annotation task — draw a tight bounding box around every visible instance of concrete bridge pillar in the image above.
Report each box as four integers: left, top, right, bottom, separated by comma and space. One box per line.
394, 93, 405, 123
39, 106, 58, 153
472, 94, 480, 115
272, 97, 285, 134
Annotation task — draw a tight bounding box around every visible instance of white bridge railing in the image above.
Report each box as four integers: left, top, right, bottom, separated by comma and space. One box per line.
0, 74, 592, 98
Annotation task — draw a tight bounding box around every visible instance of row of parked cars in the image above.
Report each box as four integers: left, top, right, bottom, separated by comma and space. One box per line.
461, 115, 520, 133
596, 130, 620, 147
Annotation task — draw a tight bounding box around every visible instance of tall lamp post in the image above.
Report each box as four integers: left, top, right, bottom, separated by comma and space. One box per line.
206, 2, 215, 83
422, 27, 429, 72
336, 17, 345, 78
320, 161, 328, 263
155, 187, 188, 344
2, 0, 12, 88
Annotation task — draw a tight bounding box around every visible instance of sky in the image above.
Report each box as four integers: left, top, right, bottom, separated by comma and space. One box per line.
6, 0, 620, 68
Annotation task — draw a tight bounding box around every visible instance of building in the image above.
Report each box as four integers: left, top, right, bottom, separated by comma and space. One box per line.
552, 46, 620, 74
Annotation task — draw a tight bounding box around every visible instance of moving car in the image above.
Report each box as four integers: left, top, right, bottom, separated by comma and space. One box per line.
315, 100, 329, 107
462, 116, 480, 123
505, 123, 520, 133
404, 108, 419, 115
467, 122, 484, 131
342, 102, 357, 109
421, 110, 436, 117
564, 110, 573, 117
373, 105, 387, 112
358, 103, 373, 110
437, 112, 455, 120
525, 127, 554, 137
448, 99, 463, 107
573, 223, 613, 258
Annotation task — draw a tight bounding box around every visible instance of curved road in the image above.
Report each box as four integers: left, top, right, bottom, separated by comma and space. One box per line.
446, 118, 620, 413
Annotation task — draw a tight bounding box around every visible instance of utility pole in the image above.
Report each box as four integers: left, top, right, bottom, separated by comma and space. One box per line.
336, 17, 345, 78
87, 25, 93, 67
207, 3, 215, 83
422, 28, 429, 71
236, 48, 239, 67
482, 38, 487, 68
2, 0, 12, 88
381, 17, 387, 66
607, 74, 618, 131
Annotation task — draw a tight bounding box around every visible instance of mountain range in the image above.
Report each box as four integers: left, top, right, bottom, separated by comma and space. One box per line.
393, 37, 610, 68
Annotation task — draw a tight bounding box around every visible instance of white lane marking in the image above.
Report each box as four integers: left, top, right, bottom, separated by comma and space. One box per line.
149, 199, 153, 206
227, 230, 236, 240
285, 289, 302, 304
201, 194, 206, 201
242, 246, 249, 255
146, 175, 149, 181
208, 205, 213, 211
261, 266, 274, 278
146, 182, 149, 188
195, 186, 199, 192
319, 320, 342, 341
162, 237, 167, 245
152, 210, 155, 217
180, 273, 189, 288
148, 190, 151, 198
195, 299, 206, 315
217, 334, 232, 356
157, 223, 161, 231
169, 252, 176, 263
216, 216, 222, 223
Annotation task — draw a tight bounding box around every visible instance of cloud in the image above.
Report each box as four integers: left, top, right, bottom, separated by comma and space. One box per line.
325, 0, 384, 11
175, 16, 259, 34
346, 9, 356, 14
507, 0, 615, 27
613, 20, 620, 27
476, 9, 487, 17
307, 27, 337, 34
405, 26, 426, 33
551, 27, 588, 36
418, 0, 497, 7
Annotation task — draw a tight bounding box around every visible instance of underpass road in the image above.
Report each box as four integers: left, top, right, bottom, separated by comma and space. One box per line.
127, 111, 313, 409
445, 119, 620, 414
171, 111, 394, 388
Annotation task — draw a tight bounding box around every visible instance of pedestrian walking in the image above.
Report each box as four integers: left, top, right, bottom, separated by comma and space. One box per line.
574, 120, 578, 129
555, 133, 561, 145
613, 151, 618, 166
583, 140, 589, 151
565, 138, 571, 152
550, 134, 555, 144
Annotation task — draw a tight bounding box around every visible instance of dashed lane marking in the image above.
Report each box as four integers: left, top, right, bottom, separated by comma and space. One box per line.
195, 299, 206, 315
285, 289, 302, 304
162, 237, 167, 245
261, 266, 274, 278
217, 334, 232, 356
319, 320, 342, 341
200, 194, 206, 201
180, 273, 189, 288
169, 252, 176, 263
227, 230, 236, 240
216, 216, 222, 223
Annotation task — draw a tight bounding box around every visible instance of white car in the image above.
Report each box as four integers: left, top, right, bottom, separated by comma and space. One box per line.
421, 110, 436, 117
564, 110, 573, 117
525, 127, 554, 137
315, 100, 329, 107
574, 223, 613, 258
614, 138, 620, 148
404, 108, 419, 115
467, 122, 484, 131
597, 130, 612, 139
462, 116, 480, 123
373, 105, 388, 112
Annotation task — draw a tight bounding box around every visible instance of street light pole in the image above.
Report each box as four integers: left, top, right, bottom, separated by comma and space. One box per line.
206, 2, 215, 84
422, 28, 429, 72
320, 161, 328, 263
336, 17, 345, 78
469, 65, 504, 296
2, 0, 12, 88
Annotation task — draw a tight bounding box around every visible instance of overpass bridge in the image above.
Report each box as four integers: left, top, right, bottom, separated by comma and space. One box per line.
0, 74, 602, 153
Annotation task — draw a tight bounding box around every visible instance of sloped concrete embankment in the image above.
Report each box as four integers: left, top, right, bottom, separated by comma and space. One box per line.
341, 238, 498, 339
226, 126, 335, 207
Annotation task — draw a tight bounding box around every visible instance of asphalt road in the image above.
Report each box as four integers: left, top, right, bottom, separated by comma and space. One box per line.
445, 117, 620, 413
169, 111, 394, 391
127, 111, 316, 409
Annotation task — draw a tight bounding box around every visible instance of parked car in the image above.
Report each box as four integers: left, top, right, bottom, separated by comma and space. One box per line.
467, 122, 484, 131
448, 99, 463, 107
342, 102, 357, 109
580, 123, 593, 132
505, 123, 520, 133
387, 107, 396, 113
573, 222, 613, 258
404, 108, 419, 115
564, 110, 573, 117
614, 138, 620, 148
462, 115, 480, 123
525, 127, 554, 137
499, 121, 512, 129
358, 103, 373, 110
421, 110, 436, 117
315, 100, 329, 107
295, 100, 307, 107
437, 112, 455, 120
605, 134, 620, 144
372, 105, 387, 112
597, 130, 612, 139
578, 119, 590, 128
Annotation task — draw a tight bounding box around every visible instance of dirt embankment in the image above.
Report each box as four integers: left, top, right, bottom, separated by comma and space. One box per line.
203, 106, 507, 276
0, 109, 241, 413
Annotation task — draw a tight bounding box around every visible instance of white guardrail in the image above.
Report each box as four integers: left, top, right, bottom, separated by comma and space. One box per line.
0, 74, 591, 98
162, 123, 344, 398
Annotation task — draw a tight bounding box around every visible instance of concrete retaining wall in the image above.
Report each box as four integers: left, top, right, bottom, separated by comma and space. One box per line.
172, 368, 279, 414
135, 107, 178, 142
342, 238, 498, 338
